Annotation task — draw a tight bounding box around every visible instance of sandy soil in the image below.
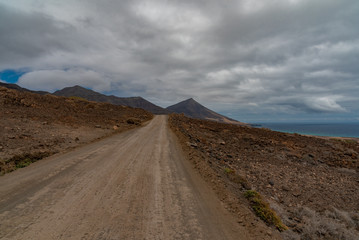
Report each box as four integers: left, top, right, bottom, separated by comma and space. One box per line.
0, 116, 258, 240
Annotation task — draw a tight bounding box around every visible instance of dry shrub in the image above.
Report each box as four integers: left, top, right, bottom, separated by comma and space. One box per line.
280, 207, 359, 240
244, 190, 288, 231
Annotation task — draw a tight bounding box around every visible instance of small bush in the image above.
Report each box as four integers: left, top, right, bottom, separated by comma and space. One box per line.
224, 167, 234, 174
289, 207, 359, 240
244, 190, 288, 231
1, 152, 53, 174
223, 167, 251, 189
343, 139, 358, 145
126, 118, 141, 125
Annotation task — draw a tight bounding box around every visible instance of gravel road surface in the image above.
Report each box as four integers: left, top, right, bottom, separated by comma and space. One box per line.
0, 115, 247, 240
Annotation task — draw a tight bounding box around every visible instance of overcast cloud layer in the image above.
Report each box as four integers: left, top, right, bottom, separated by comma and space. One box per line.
1, 0, 358, 122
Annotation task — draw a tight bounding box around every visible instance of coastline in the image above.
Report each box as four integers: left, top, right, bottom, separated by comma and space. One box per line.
255, 122, 359, 140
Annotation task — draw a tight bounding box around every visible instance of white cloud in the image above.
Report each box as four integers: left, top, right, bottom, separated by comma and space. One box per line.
18, 69, 111, 92
304, 96, 347, 113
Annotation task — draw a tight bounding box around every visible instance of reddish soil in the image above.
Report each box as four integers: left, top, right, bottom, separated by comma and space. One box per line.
0, 87, 153, 174
169, 114, 359, 240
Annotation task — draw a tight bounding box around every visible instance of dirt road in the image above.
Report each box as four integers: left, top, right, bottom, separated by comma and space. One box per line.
0, 116, 248, 240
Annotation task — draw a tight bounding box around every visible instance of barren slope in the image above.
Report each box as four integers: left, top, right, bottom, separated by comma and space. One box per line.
169, 114, 359, 240
0, 86, 153, 174
0, 116, 261, 240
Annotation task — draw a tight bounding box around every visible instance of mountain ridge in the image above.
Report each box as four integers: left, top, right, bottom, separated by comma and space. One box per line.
0, 82, 48, 95
0, 82, 245, 124
53, 85, 170, 115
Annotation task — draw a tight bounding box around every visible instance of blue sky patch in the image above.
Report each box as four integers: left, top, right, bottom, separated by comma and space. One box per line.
0, 69, 27, 83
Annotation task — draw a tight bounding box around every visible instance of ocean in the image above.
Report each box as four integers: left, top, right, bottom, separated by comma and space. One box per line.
256, 123, 359, 138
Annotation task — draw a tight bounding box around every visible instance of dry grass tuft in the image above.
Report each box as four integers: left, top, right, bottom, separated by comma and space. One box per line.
245, 190, 288, 231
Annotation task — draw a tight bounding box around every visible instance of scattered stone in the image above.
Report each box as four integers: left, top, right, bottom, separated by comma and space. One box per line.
282, 186, 290, 192
186, 142, 198, 148
292, 191, 301, 197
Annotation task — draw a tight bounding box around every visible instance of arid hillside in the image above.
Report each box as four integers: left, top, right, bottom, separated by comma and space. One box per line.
169, 114, 359, 240
0, 87, 153, 174
54, 85, 170, 115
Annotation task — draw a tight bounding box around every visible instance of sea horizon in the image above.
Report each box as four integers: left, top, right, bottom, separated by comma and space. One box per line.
254, 122, 359, 138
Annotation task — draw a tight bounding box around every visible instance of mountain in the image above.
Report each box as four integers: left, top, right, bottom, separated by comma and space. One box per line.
53, 85, 170, 115
0, 82, 48, 95
1, 83, 244, 123
166, 98, 246, 125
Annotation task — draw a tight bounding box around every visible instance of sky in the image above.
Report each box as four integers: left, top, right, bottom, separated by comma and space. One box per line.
0, 0, 358, 123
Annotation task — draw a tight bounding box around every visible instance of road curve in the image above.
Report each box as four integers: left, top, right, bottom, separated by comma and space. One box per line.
0, 115, 248, 240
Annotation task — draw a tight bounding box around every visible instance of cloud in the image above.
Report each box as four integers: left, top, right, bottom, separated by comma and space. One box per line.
18, 69, 111, 92
0, 3, 76, 69
304, 97, 347, 113
0, 0, 359, 121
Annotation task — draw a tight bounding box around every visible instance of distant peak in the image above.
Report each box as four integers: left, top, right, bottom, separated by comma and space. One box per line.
72, 85, 86, 89
184, 97, 196, 102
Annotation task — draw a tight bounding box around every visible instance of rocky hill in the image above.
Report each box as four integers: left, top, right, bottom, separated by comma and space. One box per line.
0, 86, 153, 174
166, 98, 246, 125
169, 114, 359, 240
54, 85, 169, 115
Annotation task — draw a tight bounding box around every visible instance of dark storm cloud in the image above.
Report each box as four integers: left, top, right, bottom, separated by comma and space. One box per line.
0, 0, 358, 121
0, 4, 75, 68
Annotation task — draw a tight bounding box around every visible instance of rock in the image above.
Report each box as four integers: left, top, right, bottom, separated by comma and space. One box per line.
186, 142, 198, 148
126, 119, 135, 124
95, 125, 101, 128
282, 186, 290, 191
292, 190, 301, 197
